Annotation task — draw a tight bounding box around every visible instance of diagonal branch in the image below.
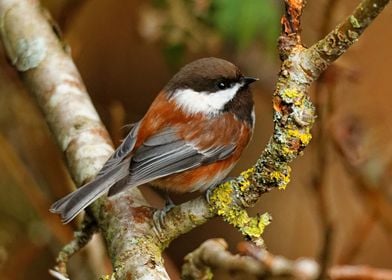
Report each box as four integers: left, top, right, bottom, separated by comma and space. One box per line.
0, 0, 168, 279
313, 0, 390, 64
158, 0, 391, 247
0, 0, 390, 278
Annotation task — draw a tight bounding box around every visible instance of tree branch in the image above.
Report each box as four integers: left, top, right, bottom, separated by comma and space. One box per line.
182, 239, 392, 280
0, 1, 169, 279
153, 0, 391, 248
313, 0, 390, 64
182, 239, 320, 279
0, 0, 390, 278
182, 239, 265, 280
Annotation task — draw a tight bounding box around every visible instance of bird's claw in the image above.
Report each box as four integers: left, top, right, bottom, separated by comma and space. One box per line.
205, 187, 215, 204
152, 197, 176, 235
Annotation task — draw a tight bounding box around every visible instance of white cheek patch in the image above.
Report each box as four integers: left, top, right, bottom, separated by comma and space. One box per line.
171, 84, 241, 115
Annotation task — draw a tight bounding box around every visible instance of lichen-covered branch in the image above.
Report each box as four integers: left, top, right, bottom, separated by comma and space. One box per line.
157, 0, 312, 247
313, 0, 390, 64
156, 0, 391, 247
0, 0, 390, 278
159, 0, 313, 246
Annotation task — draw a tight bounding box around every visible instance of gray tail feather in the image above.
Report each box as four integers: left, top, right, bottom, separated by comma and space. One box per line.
50, 159, 130, 224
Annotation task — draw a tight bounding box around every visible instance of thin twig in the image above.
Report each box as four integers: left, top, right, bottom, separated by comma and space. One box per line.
312, 0, 390, 64
52, 215, 97, 277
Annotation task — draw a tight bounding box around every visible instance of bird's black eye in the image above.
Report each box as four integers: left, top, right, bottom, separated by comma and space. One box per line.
217, 81, 229, 90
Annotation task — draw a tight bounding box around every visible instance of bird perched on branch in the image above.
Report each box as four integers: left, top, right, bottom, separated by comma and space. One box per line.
50, 57, 257, 223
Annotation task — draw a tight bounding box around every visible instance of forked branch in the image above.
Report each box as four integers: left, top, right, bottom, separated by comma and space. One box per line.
0, 0, 389, 278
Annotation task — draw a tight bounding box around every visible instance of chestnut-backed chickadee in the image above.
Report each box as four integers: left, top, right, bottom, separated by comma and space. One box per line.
50, 57, 257, 223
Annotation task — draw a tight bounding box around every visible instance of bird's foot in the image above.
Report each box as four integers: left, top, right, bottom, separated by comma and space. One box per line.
152, 196, 176, 236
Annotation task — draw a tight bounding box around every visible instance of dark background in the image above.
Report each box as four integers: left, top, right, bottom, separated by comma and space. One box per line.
0, 0, 391, 279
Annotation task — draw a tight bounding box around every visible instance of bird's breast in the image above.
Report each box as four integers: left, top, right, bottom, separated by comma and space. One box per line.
133, 91, 253, 193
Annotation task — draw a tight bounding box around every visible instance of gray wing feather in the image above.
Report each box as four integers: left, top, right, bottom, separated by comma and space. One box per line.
97, 122, 139, 176
143, 127, 178, 146
108, 127, 236, 196
50, 123, 140, 223
132, 140, 184, 162
130, 144, 200, 180
50, 158, 131, 223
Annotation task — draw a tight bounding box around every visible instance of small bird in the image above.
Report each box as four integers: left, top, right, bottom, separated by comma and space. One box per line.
50, 57, 257, 223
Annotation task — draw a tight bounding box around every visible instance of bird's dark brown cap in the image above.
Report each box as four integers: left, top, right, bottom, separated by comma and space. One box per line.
165, 57, 242, 93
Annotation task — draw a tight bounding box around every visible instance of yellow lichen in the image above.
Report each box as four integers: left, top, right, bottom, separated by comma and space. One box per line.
208, 182, 233, 215
226, 207, 249, 225
287, 129, 312, 146
282, 146, 295, 156
282, 88, 300, 100
294, 97, 303, 106
209, 177, 271, 238
241, 212, 271, 237
221, 205, 271, 238
269, 171, 283, 181
267, 168, 291, 190
100, 274, 117, 280
238, 167, 255, 191
278, 180, 289, 190
280, 170, 291, 190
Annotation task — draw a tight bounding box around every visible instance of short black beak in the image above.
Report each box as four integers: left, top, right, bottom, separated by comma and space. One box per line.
243, 76, 259, 86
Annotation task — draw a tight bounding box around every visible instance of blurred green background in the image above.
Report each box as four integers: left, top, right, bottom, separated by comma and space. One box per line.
0, 0, 392, 279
